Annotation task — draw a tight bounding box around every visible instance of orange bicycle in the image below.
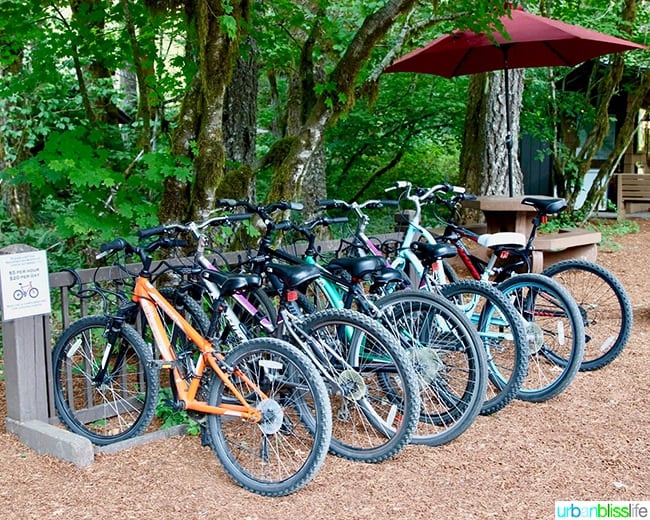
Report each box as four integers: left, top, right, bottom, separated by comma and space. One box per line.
52, 236, 332, 496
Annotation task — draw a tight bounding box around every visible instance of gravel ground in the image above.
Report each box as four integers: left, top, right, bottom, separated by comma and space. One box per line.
0, 218, 648, 520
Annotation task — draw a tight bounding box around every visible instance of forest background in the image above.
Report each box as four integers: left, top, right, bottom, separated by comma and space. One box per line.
1, 0, 649, 271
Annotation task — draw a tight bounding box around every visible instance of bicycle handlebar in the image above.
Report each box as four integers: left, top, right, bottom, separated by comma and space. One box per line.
137, 213, 252, 240
97, 237, 188, 261
217, 198, 303, 216
318, 199, 399, 211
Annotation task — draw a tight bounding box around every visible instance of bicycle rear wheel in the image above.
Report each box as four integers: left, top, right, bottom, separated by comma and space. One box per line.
374, 290, 488, 446
542, 259, 632, 371
297, 308, 420, 463
52, 315, 160, 445
496, 274, 585, 402
205, 338, 332, 497
439, 279, 529, 415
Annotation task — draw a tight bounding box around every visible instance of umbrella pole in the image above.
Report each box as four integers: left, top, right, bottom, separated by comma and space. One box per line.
504, 56, 514, 197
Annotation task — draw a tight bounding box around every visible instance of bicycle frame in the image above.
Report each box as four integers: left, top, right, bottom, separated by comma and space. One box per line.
131, 275, 264, 421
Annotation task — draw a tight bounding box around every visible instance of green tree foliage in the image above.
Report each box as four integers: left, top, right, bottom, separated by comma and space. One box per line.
0, 0, 647, 269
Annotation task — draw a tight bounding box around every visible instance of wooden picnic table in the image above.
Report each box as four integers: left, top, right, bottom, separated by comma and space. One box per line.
461, 195, 539, 238
461, 195, 601, 271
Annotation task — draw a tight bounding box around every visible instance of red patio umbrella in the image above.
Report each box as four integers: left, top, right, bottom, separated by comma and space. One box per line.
386, 6, 647, 196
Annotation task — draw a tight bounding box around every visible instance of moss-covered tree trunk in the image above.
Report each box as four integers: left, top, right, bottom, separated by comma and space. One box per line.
265, 0, 418, 208
158, 0, 247, 223
220, 38, 259, 202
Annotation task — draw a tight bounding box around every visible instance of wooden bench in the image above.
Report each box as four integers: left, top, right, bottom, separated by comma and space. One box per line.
532, 228, 602, 272
616, 173, 650, 218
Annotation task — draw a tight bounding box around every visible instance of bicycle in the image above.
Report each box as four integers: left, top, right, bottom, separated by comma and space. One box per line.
213, 199, 488, 446
316, 195, 529, 414
52, 235, 333, 496
431, 186, 633, 371
135, 213, 422, 463
385, 182, 587, 402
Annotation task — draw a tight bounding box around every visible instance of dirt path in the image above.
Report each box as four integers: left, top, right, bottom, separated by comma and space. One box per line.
1, 219, 648, 520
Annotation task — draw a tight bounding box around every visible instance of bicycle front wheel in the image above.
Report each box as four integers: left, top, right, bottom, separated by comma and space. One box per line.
375, 290, 488, 446
496, 274, 585, 402
297, 308, 421, 463
542, 259, 633, 371
205, 338, 332, 497
52, 315, 160, 445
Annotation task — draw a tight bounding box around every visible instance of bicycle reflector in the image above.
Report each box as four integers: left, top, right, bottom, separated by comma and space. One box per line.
286, 290, 299, 302
541, 215, 548, 224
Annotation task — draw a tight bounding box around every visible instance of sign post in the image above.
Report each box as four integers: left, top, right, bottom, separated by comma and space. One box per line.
0, 247, 52, 423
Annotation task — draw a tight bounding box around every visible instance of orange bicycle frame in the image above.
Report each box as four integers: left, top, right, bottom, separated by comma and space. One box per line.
132, 275, 264, 422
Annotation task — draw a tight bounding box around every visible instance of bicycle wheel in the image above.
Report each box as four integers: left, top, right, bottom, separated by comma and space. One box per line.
228, 287, 278, 339
542, 259, 633, 371
439, 279, 529, 415
205, 337, 332, 497
496, 273, 585, 402
374, 290, 488, 446
52, 315, 160, 445
297, 308, 420, 463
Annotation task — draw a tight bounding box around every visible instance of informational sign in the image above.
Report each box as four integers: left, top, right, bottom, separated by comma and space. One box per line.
0, 250, 52, 321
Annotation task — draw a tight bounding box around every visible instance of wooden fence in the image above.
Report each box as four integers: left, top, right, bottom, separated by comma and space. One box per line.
2, 233, 402, 429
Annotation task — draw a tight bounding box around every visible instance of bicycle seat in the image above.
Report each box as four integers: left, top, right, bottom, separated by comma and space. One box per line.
265, 262, 321, 291
326, 255, 387, 280
521, 197, 567, 215
477, 232, 527, 249
372, 266, 409, 285
409, 241, 457, 265
201, 269, 262, 295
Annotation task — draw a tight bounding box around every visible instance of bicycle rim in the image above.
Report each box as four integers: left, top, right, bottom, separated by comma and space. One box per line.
52, 316, 159, 445
542, 259, 632, 371
440, 280, 529, 416
497, 274, 585, 402
205, 338, 332, 497
375, 290, 488, 446
297, 308, 420, 463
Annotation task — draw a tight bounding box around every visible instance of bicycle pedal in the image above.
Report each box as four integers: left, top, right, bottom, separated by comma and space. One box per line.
151, 359, 179, 370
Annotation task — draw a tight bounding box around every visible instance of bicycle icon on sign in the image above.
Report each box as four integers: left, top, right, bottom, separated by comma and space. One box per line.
13, 281, 39, 301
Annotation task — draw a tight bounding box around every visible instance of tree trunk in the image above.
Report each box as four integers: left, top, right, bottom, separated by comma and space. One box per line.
158, 0, 247, 223
482, 69, 524, 196
222, 37, 259, 202
265, 0, 418, 206
460, 69, 524, 197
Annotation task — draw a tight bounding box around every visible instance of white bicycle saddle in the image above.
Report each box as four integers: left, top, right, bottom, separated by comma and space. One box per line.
477, 232, 527, 249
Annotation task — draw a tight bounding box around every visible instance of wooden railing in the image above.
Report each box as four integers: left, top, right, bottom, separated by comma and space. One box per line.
3, 233, 403, 429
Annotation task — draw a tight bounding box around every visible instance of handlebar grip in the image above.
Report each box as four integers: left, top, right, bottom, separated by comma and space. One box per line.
97, 238, 128, 259
167, 239, 189, 248
289, 202, 304, 211
326, 217, 348, 225
137, 225, 167, 239
317, 199, 339, 209
226, 213, 252, 222
317, 199, 348, 209
275, 220, 294, 231
462, 194, 477, 201
378, 200, 399, 207
216, 199, 238, 207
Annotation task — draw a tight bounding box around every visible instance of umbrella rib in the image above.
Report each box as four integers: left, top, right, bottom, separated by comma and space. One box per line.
451, 50, 473, 77
542, 42, 575, 66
